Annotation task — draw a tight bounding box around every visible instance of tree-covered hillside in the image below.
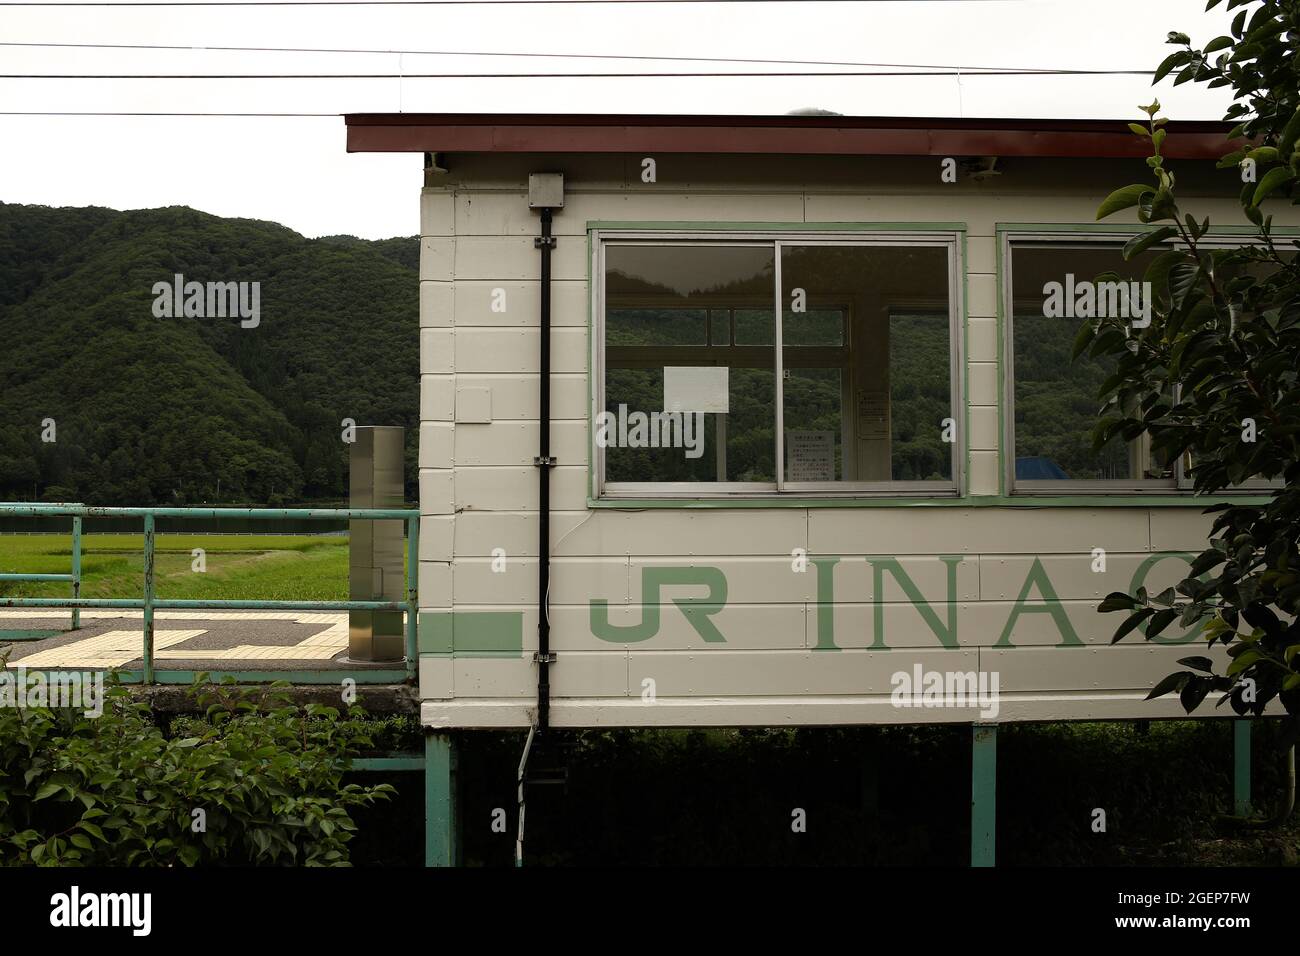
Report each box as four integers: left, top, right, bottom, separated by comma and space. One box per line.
0, 203, 418, 505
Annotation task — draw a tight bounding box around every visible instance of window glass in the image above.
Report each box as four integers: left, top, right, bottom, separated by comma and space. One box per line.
607, 307, 706, 346
604, 244, 776, 484
779, 244, 952, 484
599, 236, 959, 494
1009, 242, 1169, 484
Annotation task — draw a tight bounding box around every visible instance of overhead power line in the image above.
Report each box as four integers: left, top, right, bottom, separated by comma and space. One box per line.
0, 0, 1027, 6
0, 69, 1154, 78
0, 42, 1154, 74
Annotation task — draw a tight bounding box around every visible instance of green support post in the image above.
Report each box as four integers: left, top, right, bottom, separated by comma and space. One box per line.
425, 733, 458, 867
406, 515, 419, 679
70, 516, 82, 630
971, 723, 997, 867
1234, 719, 1252, 818
142, 513, 155, 684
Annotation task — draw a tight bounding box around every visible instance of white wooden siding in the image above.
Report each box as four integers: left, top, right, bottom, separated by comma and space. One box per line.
415, 153, 1294, 728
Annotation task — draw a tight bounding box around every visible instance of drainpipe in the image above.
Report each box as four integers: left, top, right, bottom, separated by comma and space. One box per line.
529, 173, 564, 734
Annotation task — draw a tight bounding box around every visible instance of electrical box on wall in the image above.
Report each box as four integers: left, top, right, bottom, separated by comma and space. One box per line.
528, 172, 565, 209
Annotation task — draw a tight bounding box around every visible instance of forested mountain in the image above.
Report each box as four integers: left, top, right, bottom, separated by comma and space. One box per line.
0, 203, 418, 505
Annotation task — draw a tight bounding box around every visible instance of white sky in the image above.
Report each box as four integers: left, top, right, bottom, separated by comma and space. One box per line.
0, 0, 1243, 239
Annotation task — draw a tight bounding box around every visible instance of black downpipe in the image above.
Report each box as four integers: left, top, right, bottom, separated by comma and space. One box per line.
534, 208, 556, 733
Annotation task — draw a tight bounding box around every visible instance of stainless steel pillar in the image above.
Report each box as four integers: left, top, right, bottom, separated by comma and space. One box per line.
349, 425, 406, 662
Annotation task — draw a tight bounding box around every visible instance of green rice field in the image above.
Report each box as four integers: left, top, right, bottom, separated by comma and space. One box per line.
0, 534, 389, 602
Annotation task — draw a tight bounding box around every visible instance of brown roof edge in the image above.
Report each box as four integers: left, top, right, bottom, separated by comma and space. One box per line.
344, 112, 1240, 160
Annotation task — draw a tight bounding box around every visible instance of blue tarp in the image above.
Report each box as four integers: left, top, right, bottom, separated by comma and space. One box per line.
1015, 456, 1070, 480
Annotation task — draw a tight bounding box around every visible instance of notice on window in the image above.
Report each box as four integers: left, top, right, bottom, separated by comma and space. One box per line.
856, 390, 889, 441
787, 430, 835, 482
664, 366, 729, 414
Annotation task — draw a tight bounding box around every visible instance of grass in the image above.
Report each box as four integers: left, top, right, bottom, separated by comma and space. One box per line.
0, 533, 405, 602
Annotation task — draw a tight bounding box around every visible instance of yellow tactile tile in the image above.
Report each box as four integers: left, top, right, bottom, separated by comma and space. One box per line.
17, 630, 206, 667
220, 645, 342, 660
4, 610, 366, 666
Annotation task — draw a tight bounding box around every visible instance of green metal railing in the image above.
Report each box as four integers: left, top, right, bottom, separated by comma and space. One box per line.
0, 506, 82, 636
0, 505, 420, 682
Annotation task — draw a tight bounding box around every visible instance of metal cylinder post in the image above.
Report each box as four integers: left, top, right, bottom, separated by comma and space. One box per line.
406, 514, 419, 678
348, 426, 406, 662
142, 513, 155, 684
70, 515, 82, 630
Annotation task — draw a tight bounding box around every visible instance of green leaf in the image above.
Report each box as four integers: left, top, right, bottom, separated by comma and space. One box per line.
1202, 35, 1233, 54
1099, 591, 1139, 613
1096, 184, 1153, 221
1216, 149, 1248, 169
77, 821, 106, 841
1146, 608, 1179, 638
34, 782, 61, 802
1112, 608, 1155, 644
1123, 226, 1177, 259
1145, 671, 1187, 700
1070, 318, 1096, 361
1176, 656, 1216, 672
1190, 550, 1227, 575
1251, 166, 1295, 206
1179, 677, 1213, 712
1153, 50, 1191, 84
1227, 650, 1260, 676
1146, 186, 1179, 222
1281, 106, 1300, 155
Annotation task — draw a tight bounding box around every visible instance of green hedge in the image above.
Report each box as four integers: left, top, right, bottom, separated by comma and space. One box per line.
0, 672, 394, 866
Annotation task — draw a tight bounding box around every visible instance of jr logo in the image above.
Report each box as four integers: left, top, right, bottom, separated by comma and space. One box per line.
591, 567, 728, 643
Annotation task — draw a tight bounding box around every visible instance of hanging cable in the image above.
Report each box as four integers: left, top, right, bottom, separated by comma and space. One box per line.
515, 724, 535, 867
0, 41, 1158, 76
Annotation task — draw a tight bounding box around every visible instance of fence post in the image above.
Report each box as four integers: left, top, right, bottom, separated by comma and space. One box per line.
971, 723, 997, 867
70, 515, 82, 630
425, 732, 458, 866
1234, 719, 1252, 817
406, 514, 419, 680
142, 513, 155, 684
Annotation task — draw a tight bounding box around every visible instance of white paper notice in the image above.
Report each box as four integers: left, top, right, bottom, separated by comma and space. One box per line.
663, 366, 729, 414
787, 430, 835, 482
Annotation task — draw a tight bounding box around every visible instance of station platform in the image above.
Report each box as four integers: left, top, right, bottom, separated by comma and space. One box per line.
0, 609, 399, 672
